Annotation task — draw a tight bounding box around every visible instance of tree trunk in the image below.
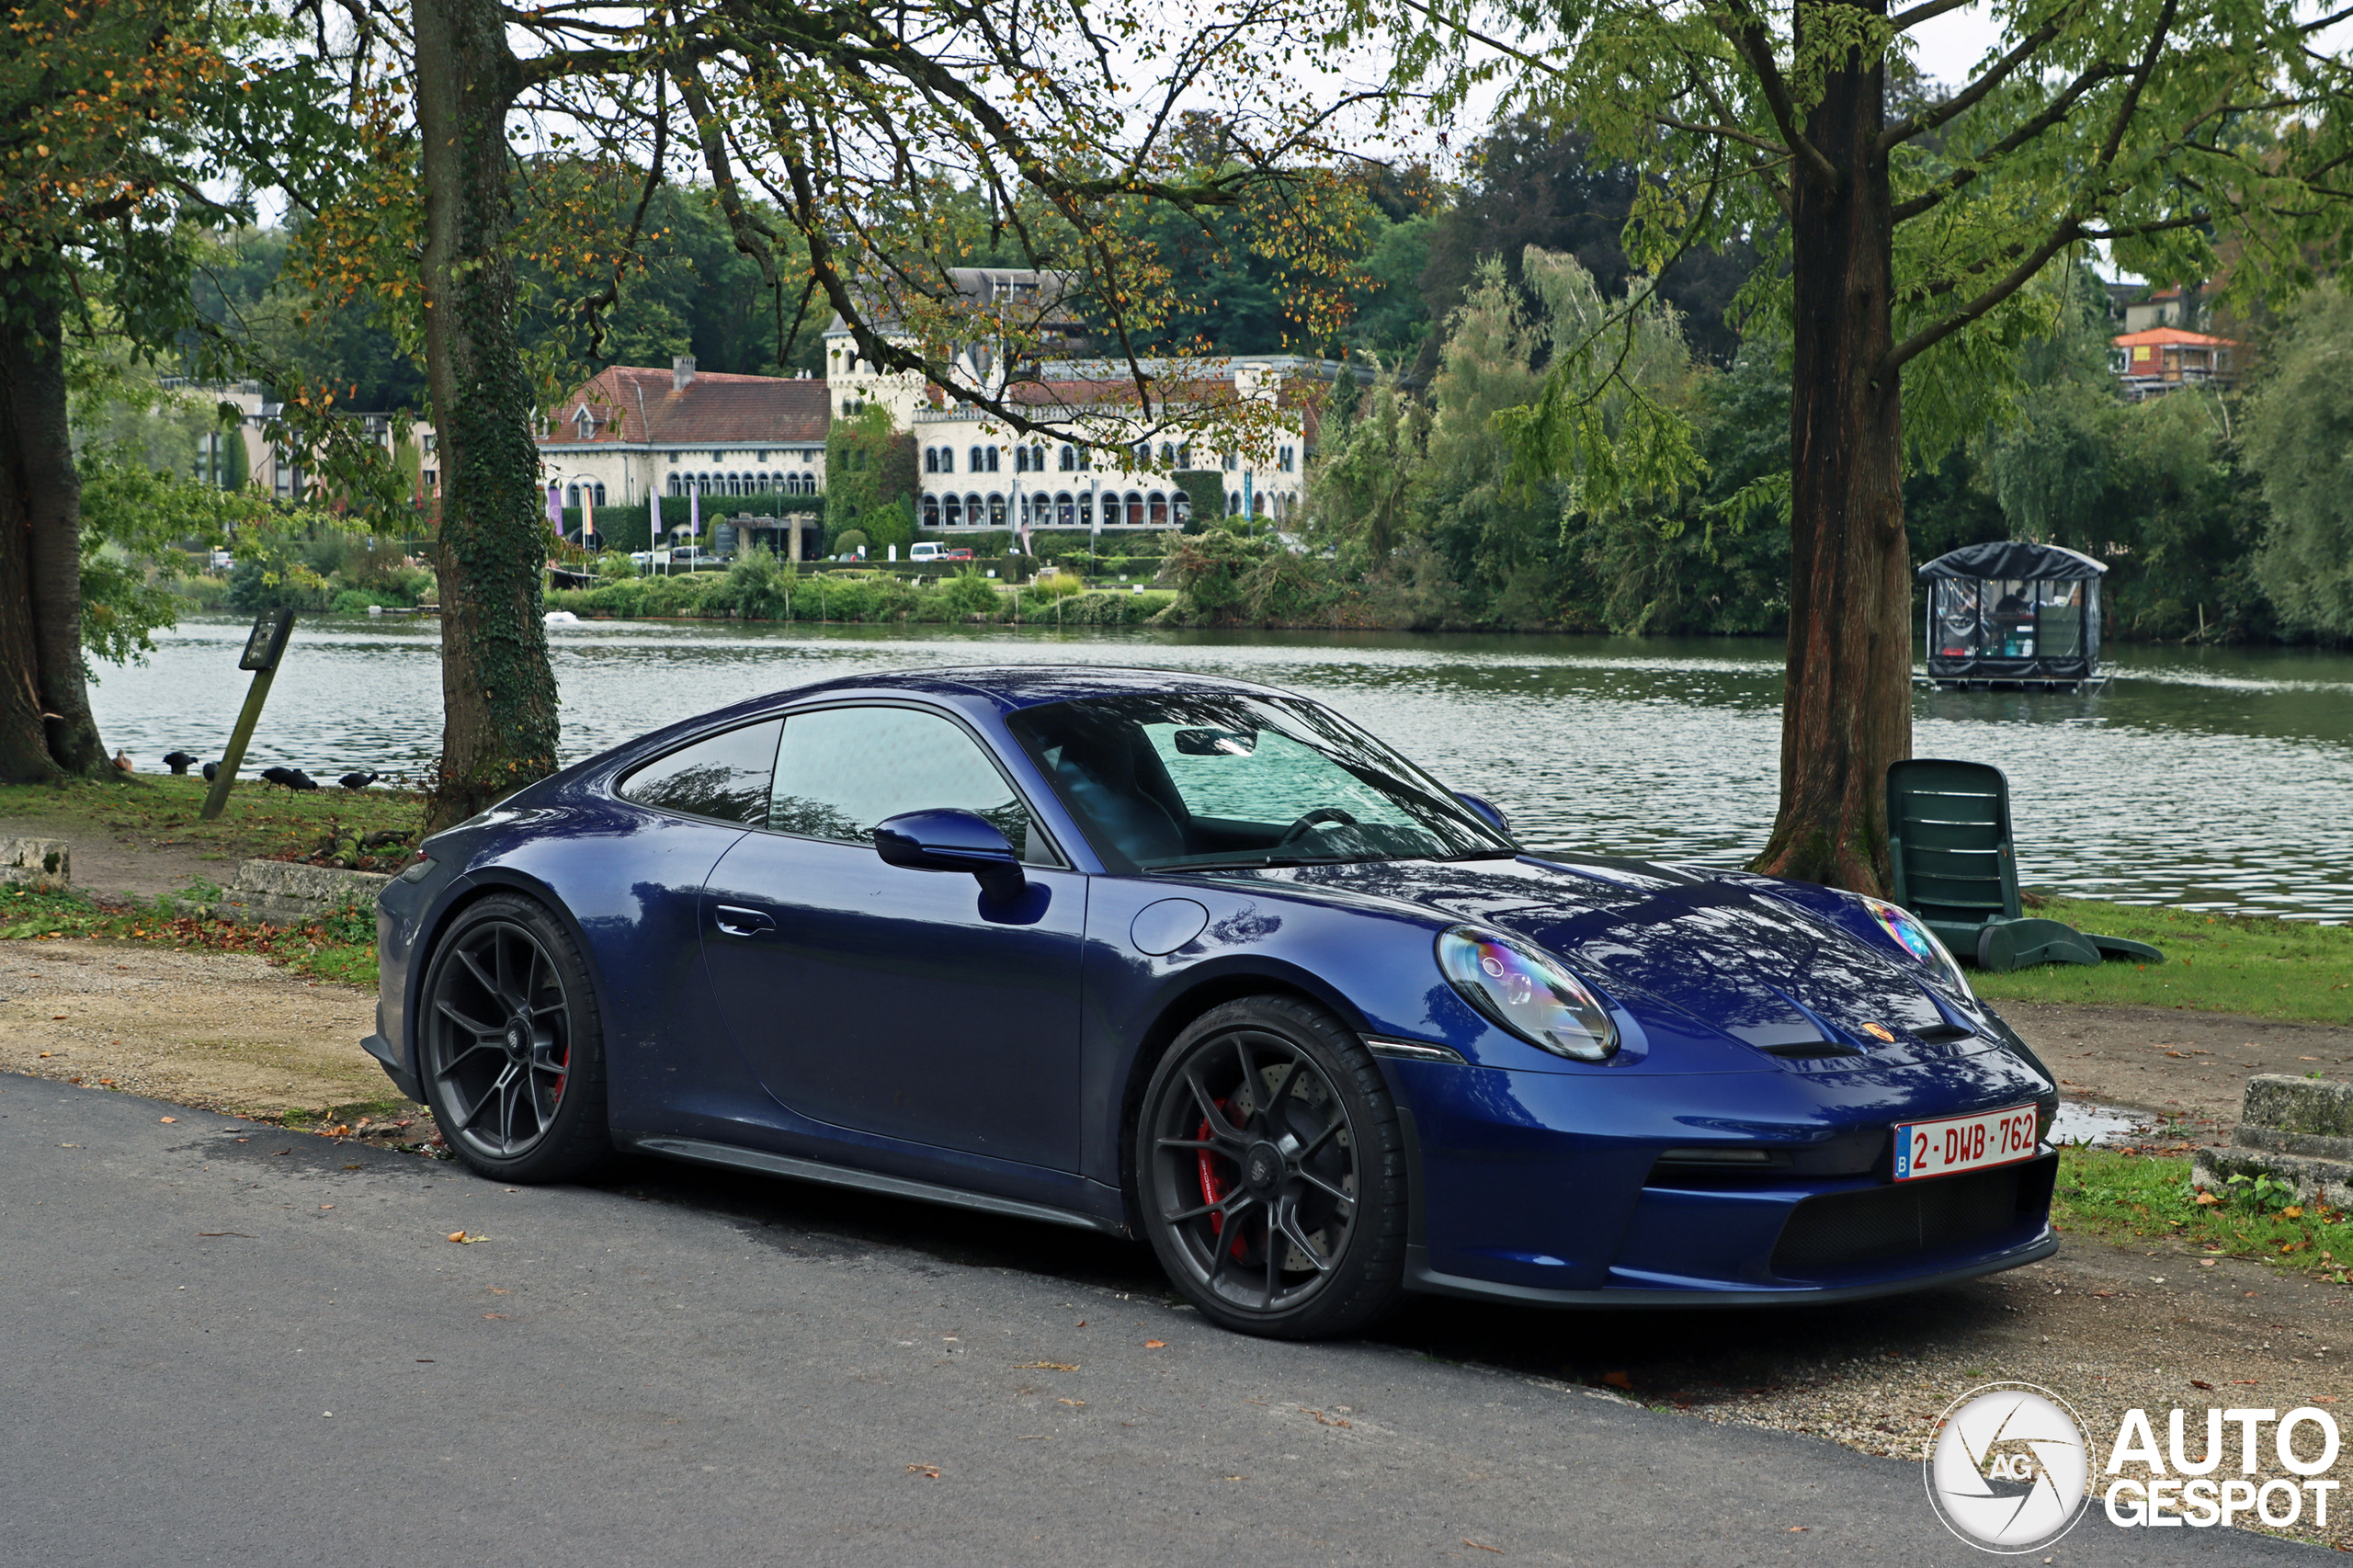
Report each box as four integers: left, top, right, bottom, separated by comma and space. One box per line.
1749, 12, 1912, 895
0, 275, 109, 782
414, 0, 559, 832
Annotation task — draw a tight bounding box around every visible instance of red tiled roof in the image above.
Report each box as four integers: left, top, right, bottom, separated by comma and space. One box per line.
542, 366, 832, 447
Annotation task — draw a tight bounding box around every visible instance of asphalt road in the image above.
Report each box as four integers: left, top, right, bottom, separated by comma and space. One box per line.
0, 1074, 2325, 1568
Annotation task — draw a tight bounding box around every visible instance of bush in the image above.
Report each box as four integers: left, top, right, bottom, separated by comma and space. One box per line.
938, 568, 1000, 617
706, 549, 795, 620
834, 528, 870, 555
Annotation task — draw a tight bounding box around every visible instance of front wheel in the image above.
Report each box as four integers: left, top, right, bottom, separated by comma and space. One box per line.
417, 893, 610, 1183
1137, 996, 1407, 1338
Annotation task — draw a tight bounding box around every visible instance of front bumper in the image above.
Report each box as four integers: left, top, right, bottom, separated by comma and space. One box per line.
1384, 1048, 2061, 1305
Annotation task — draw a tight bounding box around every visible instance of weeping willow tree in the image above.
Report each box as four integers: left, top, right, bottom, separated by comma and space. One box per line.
1345, 0, 2353, 892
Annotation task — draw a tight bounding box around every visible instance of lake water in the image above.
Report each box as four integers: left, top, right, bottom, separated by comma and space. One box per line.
90, 615, 2353, 922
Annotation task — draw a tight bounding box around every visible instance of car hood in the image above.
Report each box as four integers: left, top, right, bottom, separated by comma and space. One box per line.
1230, 854, 1995, 1073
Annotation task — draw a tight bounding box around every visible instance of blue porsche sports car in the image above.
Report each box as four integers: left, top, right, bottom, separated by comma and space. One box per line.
364, 666, 2061, 1338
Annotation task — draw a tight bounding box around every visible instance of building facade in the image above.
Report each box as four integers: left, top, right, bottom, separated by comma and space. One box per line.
2109, 327, 2238, 401
536, 357, 832, 513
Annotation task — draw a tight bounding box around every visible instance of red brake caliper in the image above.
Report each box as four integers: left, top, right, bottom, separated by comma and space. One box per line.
1197, 1104, 1247, 1257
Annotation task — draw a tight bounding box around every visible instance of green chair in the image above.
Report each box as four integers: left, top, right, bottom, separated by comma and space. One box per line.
1886, 759, 2163, 972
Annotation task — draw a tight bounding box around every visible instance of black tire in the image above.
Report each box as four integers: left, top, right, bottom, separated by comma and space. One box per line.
416, 892, 610, 1183
1136, 995, 1406, 1339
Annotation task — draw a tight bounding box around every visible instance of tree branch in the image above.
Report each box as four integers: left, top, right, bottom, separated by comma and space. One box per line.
1881, 6, 2074, 150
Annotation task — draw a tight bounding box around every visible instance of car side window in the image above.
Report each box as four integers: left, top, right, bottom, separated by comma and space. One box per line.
617, 719, 782, 824
768, 706, 1044, 862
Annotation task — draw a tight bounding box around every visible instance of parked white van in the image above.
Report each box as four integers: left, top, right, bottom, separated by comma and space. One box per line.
908, 542, 943, 562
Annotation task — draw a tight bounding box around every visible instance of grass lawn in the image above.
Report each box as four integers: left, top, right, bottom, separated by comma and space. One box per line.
1972, 897, 2353, 1025
2053, 1145, 2353, 1283
0, 775, 427, 869
0, 883, 377, 988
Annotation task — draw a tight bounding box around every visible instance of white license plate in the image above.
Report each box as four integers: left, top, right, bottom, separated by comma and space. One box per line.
1893, 1104, 2040, 1181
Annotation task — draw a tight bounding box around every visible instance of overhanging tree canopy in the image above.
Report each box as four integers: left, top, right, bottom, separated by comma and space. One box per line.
1347, 0, 2353, 892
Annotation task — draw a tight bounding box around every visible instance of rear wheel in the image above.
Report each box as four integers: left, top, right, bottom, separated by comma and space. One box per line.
417, 893, 610, 1183
1137, 996, 1406, 1339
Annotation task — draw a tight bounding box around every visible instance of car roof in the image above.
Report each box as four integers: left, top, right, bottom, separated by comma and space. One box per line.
771, 665, 1294, 715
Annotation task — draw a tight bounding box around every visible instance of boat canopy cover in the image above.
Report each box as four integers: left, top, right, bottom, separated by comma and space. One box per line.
1916, 540, 2107, 583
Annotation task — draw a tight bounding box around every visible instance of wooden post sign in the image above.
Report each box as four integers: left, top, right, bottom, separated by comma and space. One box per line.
199, 608, 297, 821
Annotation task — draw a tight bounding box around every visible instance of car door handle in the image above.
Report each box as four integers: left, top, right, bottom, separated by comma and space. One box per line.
714, 905, 777, 937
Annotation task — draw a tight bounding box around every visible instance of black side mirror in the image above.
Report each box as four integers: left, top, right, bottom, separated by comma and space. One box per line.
1454, 791, 1512, 835
874, 809, 1027, 901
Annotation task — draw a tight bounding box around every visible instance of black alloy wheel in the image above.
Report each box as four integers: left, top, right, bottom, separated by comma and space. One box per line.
418, 893, 610, 1183
1138, 996, 1406, 1338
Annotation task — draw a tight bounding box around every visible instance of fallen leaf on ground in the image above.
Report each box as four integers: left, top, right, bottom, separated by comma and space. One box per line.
483, 1312, 507, 1320
1788, 1525, 1809, 1532
1058, 1398, 1084, 1407
197, 1232, 255, 1239
448, 1231, 486, 1244
319, 1204, 335, 1210
158, 1117, 176, 1123
2191, 1380, 2214, 1390
906, 1464, 940, 1479
1144, 1340, 1166, 1349
1016, 1361, 1078, 1370
2284, 1206, 2306, 1219
1462, 1540, 1503, 1553
2233, 1379, 2261, 1385
51, 1013, 65, 1019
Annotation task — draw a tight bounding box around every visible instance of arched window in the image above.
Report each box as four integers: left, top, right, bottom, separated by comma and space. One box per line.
594, 483, 607, 506
1172, 490, 1190, 526
967, 492, 983, 527
969, 446, 983, 473
939, 448, 953, 474
924, 448, 937, 473
1222, 451, 1237, 472
1077, 492, 1093, 529
1253, 492, 1267, 517
923, 494, 940, 528
1057, 444, 1075, 472
1031, 445, 1047, 472
667, 475, 681, 496
1158, 442, 1176, 467
985, 447, 1001, 473
566, 484, 581, 507
988, 493, 1006, 528
944, 493, 963, 527
1177, 443, 1192, 468
1056, 492, 1074, 528
1228, 492, 1242, 516
1126, 490, 1144, 527
1077, 445, 1091, 472
1131, 442, 1150, 466
1013, 447, 1027, 473
1148, 491, 1167, 527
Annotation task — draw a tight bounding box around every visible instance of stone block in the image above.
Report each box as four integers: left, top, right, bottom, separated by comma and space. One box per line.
2240, 1074, 2353, 1141
0, 837, 69, 888
2194, 1145, 2353, 1211
214, 858, 391, 927
2197, 1074, 2353, 1209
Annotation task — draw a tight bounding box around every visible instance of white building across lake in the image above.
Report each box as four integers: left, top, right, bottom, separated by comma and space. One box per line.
532, 268, 1334, 547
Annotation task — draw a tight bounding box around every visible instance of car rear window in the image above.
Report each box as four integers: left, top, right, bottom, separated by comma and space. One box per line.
617, 719, 782, 824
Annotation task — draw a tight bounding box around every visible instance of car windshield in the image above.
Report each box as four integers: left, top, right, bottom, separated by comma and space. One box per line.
1006, 691, 1516, 872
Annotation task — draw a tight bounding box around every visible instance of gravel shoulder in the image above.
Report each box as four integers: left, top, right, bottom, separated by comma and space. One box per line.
0, 937, 416, 1125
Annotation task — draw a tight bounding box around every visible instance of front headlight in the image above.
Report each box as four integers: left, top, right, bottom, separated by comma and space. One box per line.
1437, 926, 1618, 1062
1861, 896, 1972, 996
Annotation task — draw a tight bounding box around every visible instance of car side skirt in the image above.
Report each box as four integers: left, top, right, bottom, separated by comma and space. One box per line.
1402, 1230, 2060, 1309
622, 1133, 1133, 1238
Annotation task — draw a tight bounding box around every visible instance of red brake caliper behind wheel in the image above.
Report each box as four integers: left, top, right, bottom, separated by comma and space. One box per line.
1196, 1105, 1247, 1258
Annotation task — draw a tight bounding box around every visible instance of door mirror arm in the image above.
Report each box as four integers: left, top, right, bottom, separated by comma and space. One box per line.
874, 809, 1028, 901
1453, 790, 1512, 837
